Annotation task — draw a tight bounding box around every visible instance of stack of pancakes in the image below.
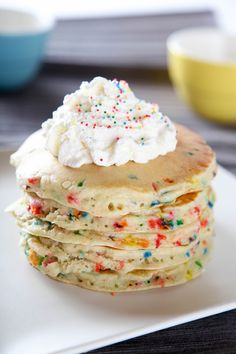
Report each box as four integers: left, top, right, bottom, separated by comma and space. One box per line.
8, 124, 216, 292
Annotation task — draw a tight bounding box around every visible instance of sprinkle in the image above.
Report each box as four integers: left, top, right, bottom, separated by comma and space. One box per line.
24, 242, 30, 256
42, 256, 58, 268
121, 235, 149, 248
143, 251, 152, 258
195, 260, 203, 268
186, 269, 193, 280
156, 233, 166, 248
95, 262, 103, 272
73, 209, 81, 218
208, 201, 214, 208
168, 211, 175, 220
27, 177, 40, 186
67, 193, 78, 205
176, 219, 184, 226
194, 206, 201, 215
81, 211, 89, 218
159, 279, 165, 288
121, 235, 136, 247
79, 251, 85, 258
174, 240, 182, 247
77, 179, 85, 187
113, 220, 128, 230
28, 249, 39, 267
138, 239, 149, 248
150, 200, 160, 207
185, 251, 191, 257
33, 219, 43, 226
148, 218, 163, 229
200, 219, 208, 228
38, 256, 44, 267
27, 201, 43, 216
203, 247, 208, 255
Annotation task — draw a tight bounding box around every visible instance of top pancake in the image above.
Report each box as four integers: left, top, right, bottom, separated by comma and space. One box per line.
11, 124, 216, 216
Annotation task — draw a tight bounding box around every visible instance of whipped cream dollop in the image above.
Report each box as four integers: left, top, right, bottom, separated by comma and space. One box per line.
42, 77, 177, 167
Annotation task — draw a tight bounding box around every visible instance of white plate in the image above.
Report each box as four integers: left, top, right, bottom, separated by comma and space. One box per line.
1, 151, 236, 354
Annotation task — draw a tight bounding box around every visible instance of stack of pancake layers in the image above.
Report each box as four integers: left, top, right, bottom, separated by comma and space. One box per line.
9, 124, 216, 292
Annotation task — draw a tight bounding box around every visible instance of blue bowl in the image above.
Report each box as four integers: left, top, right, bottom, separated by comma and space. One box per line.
0, 8, 54, 90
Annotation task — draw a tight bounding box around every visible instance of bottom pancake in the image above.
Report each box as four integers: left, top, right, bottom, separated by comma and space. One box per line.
21, 227, 214, 292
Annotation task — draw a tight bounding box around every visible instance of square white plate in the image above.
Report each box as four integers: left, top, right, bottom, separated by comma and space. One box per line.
1, 151, 236, 354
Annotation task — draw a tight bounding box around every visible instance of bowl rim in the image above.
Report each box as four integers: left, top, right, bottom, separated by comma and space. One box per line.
167, 27, 236, 68
0, 5, 55, 35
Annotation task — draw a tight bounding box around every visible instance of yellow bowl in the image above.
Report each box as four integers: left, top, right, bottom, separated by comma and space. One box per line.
167, 28, 236, 123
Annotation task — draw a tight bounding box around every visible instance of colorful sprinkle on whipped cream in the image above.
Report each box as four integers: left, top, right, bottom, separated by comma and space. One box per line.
42, 77, 177, 167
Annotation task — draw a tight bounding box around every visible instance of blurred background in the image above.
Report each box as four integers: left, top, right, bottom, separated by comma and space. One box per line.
1, 2, 236, 353
0, 0, 236, 174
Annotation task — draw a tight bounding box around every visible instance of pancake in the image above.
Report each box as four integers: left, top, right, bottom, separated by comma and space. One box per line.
21, 226, 214, 292
8, 111, 217, 292
11, 124, 216, 217
8, 186, 215, 236
10, 197, 212, 250
20, 218, 213, 274
11, 187, 214, 233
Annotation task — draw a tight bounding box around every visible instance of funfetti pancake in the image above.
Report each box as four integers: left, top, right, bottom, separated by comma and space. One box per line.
7, 186, 215, 234
8, 77, 217, 292
11, 124, 216, 217
9, 186, 214, 233
9, 197, 213, 250
21, 224, 214, 292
